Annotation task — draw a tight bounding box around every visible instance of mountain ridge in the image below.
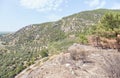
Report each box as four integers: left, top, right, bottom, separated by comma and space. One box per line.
0, 9, 120, 78
1, 9, 116, 44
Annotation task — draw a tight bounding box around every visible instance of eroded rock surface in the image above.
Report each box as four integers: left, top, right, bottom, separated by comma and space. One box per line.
15, 44, 120, 78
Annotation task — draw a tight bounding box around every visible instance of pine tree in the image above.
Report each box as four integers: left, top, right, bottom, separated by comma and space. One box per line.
95, 12, 120, 37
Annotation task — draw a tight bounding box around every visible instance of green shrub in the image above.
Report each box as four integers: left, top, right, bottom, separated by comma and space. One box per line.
78, 34, 88, 44
40, 49, 48, 58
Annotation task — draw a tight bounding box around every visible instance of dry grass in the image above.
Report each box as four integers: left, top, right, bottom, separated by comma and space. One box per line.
70, 50, 87, 61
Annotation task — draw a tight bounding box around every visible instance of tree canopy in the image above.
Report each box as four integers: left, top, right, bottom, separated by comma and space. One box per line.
94, 12, 120, 38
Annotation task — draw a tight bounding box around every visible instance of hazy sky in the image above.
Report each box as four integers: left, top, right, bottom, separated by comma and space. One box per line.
0, 0, 120, 32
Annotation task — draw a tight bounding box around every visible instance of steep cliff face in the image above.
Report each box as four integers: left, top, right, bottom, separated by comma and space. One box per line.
15, 44, 120, 78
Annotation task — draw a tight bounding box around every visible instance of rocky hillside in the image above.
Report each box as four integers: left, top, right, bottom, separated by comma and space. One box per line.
1, 9, 118, 45
15, 44, 120, 78
0, 9, 120, 78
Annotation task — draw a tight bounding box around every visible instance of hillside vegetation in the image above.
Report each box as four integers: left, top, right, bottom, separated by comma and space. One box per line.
86, 12, 120, 51
0, 9, 120, 78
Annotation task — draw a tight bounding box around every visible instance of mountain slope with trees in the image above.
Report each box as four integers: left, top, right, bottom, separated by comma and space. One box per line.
0, 9, 120, 78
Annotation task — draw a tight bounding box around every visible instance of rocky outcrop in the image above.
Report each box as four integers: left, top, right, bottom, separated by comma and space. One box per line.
15, 44, 120, 78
